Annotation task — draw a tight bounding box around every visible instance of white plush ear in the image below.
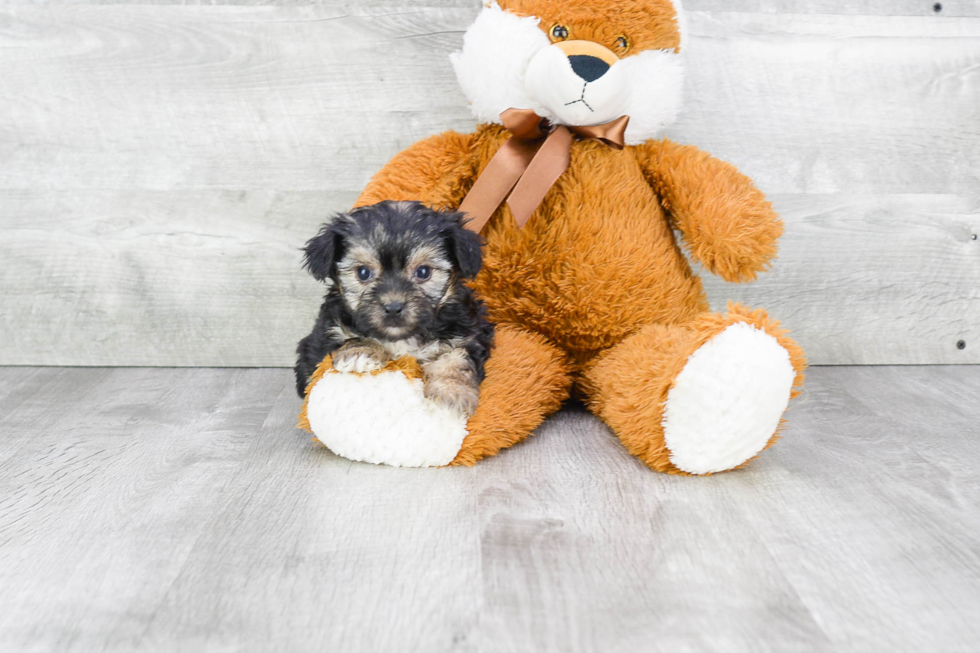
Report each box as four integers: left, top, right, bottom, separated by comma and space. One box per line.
620, 49, 685, 145
449, 1, 550, 124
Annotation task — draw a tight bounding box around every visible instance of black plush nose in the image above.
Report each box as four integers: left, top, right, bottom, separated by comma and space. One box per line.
568, 55, 610, 82
383, 301, 405, 317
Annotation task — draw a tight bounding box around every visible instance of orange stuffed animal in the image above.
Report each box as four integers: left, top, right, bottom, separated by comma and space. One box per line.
343, 0, 806, 474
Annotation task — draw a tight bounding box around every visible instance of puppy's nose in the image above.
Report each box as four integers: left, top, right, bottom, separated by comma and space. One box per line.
383, 301, 405, 317
568, 55, 610, 83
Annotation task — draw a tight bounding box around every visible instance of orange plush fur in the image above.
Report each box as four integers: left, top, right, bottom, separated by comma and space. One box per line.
354, 0, 807, 473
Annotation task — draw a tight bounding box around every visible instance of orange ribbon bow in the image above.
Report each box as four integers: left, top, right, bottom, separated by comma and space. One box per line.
459, 108, 630, 234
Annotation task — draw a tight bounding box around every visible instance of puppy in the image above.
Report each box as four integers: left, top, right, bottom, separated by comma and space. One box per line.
294, 201, 494, 418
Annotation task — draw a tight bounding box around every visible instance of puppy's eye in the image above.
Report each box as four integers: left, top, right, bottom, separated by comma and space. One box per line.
415, 265, 432, 281
356, 266, 372, 281
614, 35, 631, 53
550, 24, 569, 41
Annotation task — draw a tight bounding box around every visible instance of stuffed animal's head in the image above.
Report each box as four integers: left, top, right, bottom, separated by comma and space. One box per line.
450, 0, 686, 145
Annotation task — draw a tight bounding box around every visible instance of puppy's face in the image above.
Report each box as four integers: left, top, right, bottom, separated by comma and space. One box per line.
304, 201, 483, 341
336, 236, 451, 340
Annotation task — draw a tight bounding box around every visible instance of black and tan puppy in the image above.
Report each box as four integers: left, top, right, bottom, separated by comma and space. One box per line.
295, 201, 494, 417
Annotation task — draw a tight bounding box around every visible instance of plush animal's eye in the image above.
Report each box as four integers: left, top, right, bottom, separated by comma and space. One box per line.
614, 35, 631, 53
415, 265, 431, 281
550, 24, 569, 41
356, 266, 372, 281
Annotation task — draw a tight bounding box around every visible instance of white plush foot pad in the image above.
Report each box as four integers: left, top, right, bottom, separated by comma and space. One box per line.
305, 369, 468, 468
662, 322, 795, 475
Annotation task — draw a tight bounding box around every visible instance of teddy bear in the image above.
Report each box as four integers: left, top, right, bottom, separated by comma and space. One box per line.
303, 0, 807, 474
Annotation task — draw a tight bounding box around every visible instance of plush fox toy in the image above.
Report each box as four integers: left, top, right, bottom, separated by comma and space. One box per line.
304, 0, 807, 474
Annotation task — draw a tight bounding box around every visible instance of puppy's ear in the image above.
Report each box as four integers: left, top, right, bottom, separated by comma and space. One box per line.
444, 216, 484, 279
303, 215, 349, 282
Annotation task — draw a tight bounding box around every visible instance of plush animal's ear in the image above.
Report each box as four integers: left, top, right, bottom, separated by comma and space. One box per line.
303, 215, 348, 282
444, 215, 484, 279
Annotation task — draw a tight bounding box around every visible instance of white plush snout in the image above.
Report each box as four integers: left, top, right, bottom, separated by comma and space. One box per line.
524, 45, 630, 127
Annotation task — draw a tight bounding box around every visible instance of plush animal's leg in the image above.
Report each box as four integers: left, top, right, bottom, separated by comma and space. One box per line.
579, 304, 806, 475
451, 324, 572, 466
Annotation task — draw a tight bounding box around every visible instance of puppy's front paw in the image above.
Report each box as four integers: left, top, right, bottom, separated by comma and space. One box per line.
424, 376, 480, 418
332, 344, 388, 374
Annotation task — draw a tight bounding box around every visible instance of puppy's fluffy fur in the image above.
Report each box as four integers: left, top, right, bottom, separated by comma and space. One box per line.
295, 201, 495, 417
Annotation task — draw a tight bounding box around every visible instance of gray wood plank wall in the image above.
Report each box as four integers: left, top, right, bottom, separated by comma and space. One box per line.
0, 1, 977, 366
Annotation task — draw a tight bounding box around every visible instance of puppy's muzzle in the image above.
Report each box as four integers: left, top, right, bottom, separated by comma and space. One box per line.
383, 301, 405, 317
377, 286, 414, 328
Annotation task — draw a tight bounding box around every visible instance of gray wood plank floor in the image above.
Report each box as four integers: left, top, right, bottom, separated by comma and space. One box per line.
1, 366, 979, 652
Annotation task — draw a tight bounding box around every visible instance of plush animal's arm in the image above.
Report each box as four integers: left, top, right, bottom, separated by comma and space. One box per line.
355, 131, 478, 210
634, 139, 783, 282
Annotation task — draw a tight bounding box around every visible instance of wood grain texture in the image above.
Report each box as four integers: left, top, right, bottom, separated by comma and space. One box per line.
1, 7, 976, 193
1, 365, 979, 651
10, 1, 979, 16
677, 12, 980, 195
3, 190, 975, 366
0, 189, 351, 366
703, 193, 980, 365
0, 5, 476, 192
0, 367, 288, 652
0, 4, 977, 365
474, 410, 832, 653
686, 0, 980, 16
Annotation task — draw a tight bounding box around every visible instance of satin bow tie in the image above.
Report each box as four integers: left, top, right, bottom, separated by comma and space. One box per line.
459, 108, 630, 234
